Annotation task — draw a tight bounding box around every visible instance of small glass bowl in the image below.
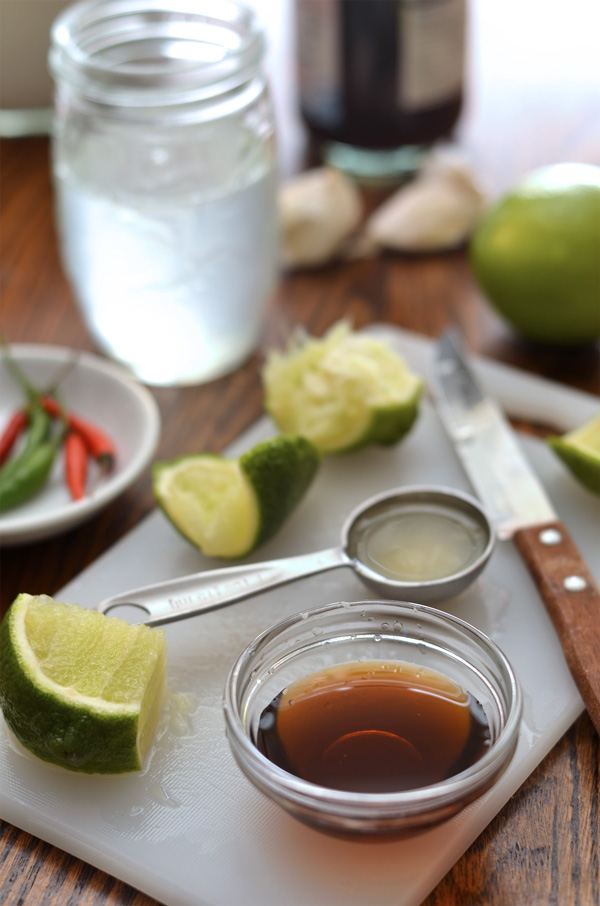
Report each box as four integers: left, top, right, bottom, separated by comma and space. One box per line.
223, 600, 522, 838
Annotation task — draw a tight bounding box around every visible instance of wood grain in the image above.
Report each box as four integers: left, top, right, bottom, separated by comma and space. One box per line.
1, 0, 599, 902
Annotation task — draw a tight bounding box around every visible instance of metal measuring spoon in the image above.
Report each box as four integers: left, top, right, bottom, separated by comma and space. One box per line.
96, 485, 495, 626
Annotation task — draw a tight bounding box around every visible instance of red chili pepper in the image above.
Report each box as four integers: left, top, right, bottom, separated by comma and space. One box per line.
68, 414, 115, 469
65, 430, 88, 500
41, 396, 115, 470
0, 410, 29, 465
40, 395, 61, 418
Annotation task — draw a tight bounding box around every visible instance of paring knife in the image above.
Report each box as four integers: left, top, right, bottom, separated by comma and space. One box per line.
432, 330, 600, 735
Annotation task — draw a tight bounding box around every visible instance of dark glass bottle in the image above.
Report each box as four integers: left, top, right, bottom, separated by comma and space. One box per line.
296, 0, 467, 182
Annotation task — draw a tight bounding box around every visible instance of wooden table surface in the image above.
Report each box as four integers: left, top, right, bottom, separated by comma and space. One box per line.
1, 1, 599, 904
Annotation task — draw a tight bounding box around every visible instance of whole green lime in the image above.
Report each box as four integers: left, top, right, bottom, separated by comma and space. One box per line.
469, 163, 600, 345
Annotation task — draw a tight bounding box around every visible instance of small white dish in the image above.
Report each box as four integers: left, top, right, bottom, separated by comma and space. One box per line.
0, 345, 161, 545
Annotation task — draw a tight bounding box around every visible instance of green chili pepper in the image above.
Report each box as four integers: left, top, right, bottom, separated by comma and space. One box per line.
0, 406, 51, 485
21, 406, 51, 455
0, 440, 59, 512
0, 409, 64, 513
0, 343, 74, 511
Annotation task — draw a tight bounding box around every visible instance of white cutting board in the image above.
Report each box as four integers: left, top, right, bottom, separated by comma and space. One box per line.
1, 326, 599, 906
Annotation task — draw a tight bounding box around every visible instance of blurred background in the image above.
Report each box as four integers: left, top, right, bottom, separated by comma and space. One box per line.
2, 0, 599, 189
251, 0, 600, 191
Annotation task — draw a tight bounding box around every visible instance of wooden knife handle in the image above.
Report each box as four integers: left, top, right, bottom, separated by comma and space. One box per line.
514, 519, 600, 736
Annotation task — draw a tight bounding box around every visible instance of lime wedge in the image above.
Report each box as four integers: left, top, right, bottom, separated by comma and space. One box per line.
548, 413, 600, 496
0, 594, 167, 773
153, 434, 320, 557
262, 321, 423, 453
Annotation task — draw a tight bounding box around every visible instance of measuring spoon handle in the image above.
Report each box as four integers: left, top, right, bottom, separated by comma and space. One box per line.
96, 546, 348, 626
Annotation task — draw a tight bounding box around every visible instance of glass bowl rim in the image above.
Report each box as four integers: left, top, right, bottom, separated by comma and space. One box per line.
223, 599, 523, 816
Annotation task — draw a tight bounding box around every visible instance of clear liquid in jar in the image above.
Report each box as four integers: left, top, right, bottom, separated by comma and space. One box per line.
54, 149, 278, 386
255, 660, 491, 793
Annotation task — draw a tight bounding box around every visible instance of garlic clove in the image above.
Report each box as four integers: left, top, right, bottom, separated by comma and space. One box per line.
419, 144, 485, 194
361, 147, 487, 253
365, 179, 485, 252
279, 167, 363, 269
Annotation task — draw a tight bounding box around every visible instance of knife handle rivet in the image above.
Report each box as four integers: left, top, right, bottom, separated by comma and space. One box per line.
564, 575, 588, 593
539, 528, 562, 546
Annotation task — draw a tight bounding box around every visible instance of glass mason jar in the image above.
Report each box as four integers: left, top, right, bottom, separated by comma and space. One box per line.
49, 0, 279, 386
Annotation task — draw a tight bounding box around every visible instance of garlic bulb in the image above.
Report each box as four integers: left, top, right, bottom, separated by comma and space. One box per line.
279, 167, 363, 269
361, 147, 487, 253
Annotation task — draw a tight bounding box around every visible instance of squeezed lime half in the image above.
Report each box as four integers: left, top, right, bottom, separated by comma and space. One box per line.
262, 321, 423, 454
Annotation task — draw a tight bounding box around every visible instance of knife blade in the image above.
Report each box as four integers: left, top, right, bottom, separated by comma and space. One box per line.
432, 330, 600, 735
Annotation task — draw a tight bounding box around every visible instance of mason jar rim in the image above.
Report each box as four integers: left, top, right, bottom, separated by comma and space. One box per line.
49, 0, 265, 108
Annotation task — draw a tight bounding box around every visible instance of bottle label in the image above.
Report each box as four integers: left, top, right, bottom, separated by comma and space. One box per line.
398, 0, 466, 111
296, 0, 466, 129
296, 0, 342, 126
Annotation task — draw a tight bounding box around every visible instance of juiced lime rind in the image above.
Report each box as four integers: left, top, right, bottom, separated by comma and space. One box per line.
262, 321, 424, 454
153, 435, 320, 558
347, 399, 421, 452
469, 163, 600, 345
240, 434, 320, 547
0, 594, 166, 774
153, 454, 259, 557
547, 413, 600, 497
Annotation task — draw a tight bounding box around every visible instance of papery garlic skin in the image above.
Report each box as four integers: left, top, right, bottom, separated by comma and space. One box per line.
420, 145, 485, 194
366, 180, 484, 252
279, 167, 363, 268
363, 147, 487, 253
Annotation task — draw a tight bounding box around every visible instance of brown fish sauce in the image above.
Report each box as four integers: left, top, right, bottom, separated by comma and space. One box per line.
255, 661, 491, 794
